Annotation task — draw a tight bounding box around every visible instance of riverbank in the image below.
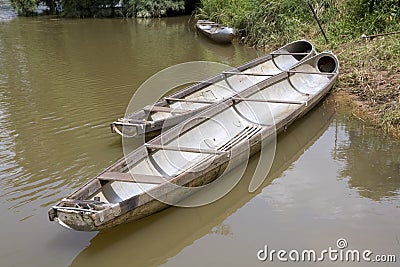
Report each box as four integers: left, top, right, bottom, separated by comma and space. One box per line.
197, 0, 400, 136
333, 37, 400, 136
251, 36, 400, 136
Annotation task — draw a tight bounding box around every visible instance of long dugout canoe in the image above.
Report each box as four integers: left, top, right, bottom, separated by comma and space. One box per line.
110, 40, 316, 138
49, 52, 339, 231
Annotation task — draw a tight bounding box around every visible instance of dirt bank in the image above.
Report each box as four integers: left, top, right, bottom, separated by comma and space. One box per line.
330, 36, 400, 136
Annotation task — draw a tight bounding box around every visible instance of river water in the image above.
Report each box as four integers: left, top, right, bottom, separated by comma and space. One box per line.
0, 16, 399, 267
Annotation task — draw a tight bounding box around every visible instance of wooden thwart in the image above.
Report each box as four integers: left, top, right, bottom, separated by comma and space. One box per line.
222, 71, 275, 77
98, 171, 167, 184
52, 206, 102, 213
232, 97, 307, 105
165, 97, 216, 104
143, 106, 188, 114
271, 52, 310, 56
288, 70, 336, 76
112, 121, 141, 126
197, 21, 220, 25
198, 23, 220, 26
145, 143, 225, 155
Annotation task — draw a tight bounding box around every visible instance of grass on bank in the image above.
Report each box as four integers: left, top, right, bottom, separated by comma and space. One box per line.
196, 0, 400, 46
196, 0, 400, 133
335, 37, 400, 132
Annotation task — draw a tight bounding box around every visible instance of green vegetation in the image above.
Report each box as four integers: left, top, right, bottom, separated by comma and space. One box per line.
196, 0, 400, 47
130, 0, 185, 17
10, 0, 186, 17
197, 0, 400, 133
11, 0, 40, 16
61, 0, 121, 17
196, 0, 316, 46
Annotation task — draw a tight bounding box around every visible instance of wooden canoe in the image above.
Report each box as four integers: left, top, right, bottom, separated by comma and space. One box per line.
110, 40, 316, 138
196, 20, 235, 43
49, 52, 339, 231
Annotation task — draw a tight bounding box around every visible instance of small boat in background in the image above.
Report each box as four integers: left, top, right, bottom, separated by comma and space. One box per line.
110, 40, 316, 138
49, 52, 339, 231
196, 20, 235, 43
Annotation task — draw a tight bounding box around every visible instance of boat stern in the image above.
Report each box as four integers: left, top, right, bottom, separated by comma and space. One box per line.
48, 200, 120, 231
110, 120, 141, 138
49, 207, 97, 231
273, 40, 316, 70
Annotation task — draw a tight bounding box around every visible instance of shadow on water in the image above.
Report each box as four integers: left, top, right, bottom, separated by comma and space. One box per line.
70, 100, 335, 267
334, 104, 400, 201
196, 35, 235, 64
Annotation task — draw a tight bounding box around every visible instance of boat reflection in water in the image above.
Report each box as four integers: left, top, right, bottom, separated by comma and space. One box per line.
70, 101, 335, 267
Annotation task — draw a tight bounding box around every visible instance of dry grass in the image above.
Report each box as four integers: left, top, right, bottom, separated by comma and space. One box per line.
332, 36, 400, 134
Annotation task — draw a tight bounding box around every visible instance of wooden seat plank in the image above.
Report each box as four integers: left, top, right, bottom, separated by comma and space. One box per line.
143, 106, 188, 114
222, 71, 275, 77
98, 172, 167, 184
145, 143, 225, 155
165, 97, 216, 104
232, 97, 306, 105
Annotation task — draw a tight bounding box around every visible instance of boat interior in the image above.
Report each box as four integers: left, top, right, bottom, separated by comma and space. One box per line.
147, 40, 315, 123
93, 53, 339, 204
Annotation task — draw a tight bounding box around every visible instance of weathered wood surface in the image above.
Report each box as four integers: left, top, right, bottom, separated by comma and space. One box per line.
143, 106, 188, 114
98, 172, 167, 184
165, 97, 216, 104
222, 71, 275, 77
232, 97, 306, 105
145, 143, 226, 155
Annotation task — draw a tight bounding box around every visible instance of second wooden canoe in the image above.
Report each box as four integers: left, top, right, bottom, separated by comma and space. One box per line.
196, 20, 235, 43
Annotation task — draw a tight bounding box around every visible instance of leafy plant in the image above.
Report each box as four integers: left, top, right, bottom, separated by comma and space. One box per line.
11, 0, 38, 16
129, 0, 185, 17
10, 0, 186, 17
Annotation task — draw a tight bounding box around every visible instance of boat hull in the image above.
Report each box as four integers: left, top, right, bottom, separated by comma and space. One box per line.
197, 27, 235, 43
52, 82, 334, 231
105, 76, 333, 230
196, 20, 235, 43
50, 52, 339, 231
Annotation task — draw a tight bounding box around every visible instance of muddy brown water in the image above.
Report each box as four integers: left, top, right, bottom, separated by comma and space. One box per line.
0, 16, 399, 267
